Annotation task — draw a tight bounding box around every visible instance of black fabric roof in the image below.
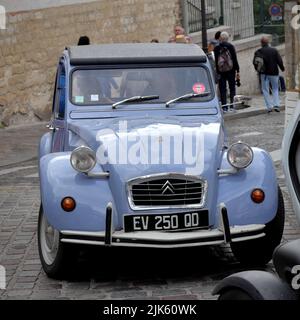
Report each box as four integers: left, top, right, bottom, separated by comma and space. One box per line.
67, 43, 207, 65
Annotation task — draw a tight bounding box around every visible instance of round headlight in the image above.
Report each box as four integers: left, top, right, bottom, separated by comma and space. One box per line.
70, 146, 96, 173
227, 142, 253, 169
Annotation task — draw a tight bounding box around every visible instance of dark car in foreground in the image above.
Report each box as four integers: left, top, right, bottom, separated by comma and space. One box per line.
213, 104, 300, 300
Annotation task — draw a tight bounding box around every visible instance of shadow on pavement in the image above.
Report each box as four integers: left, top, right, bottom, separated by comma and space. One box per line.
61, 245, 266, 283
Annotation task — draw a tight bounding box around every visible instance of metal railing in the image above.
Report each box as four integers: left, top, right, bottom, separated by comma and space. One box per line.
182, 0, 284, 44
184, 0, 223, 33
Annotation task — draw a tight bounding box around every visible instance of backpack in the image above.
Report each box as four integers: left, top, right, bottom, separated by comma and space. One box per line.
253, 49, 266, 73
217, 47, 233, 72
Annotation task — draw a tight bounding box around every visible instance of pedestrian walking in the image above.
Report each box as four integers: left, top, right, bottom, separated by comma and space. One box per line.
214, 31, 240, 111
253, 36, 285, 113
77, 36, 90, 46
214, 31, 221, 43
208, 39, 218, 61
168, 25, 192, 44
207, 39, 218, 84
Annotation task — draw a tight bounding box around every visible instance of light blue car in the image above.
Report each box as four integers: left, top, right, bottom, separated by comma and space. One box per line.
38, 43, 284, 278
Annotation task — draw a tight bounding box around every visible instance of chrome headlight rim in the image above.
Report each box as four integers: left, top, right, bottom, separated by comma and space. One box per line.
70, 146, 96, 173
227, 142, 254, 169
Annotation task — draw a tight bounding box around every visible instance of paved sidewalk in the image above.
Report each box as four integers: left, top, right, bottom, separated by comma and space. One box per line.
223, 94, 286, 120
0, 94, 284, 168
0, 122, 48, 167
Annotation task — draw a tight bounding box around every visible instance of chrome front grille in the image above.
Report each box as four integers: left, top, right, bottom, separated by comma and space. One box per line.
127, 174, 207, 210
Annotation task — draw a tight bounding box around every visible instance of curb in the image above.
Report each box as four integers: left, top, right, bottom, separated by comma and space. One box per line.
1, 108, 283, 128
0, 121, 48, 131
224, 105, 286, 120
0, 157, 38, 169
0, 105, 284, 167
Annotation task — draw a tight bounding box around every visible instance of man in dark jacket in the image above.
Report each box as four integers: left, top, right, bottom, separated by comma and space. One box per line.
214, 32, 240, 111
257, 36, 285, 113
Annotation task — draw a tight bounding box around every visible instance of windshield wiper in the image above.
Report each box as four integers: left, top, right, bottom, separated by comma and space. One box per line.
112, 95, 159, 109
165, 92, 211, 108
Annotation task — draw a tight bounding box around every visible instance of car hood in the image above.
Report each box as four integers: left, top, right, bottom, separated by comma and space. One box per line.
68, 116, 224, 179
69, 116, 224, 215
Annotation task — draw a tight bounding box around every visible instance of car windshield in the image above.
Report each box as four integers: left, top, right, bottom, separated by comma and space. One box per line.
71, 66, 213, 105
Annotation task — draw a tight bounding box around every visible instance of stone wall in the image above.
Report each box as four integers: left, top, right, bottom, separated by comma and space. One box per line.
0, 0, 181, 126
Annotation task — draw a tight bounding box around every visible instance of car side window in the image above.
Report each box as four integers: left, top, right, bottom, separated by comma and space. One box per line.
54, 62, 66, 120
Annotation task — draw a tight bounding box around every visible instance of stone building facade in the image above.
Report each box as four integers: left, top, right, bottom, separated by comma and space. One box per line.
0, 0, 181, 126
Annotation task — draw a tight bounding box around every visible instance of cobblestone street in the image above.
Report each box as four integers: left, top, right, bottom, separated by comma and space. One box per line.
0, 110, 299, 300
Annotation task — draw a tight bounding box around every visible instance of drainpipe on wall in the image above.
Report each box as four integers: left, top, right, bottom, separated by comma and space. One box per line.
219, 0, 224, 25
259, 0, 265, 33
201, 0, 208, 53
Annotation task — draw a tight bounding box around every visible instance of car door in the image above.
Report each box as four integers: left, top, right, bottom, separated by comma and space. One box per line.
282, 103, 300, 224
50, 61, 67, 153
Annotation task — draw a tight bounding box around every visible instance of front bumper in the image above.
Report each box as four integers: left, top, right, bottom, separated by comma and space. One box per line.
60, 204, 265, 248
61, 225, 265, 248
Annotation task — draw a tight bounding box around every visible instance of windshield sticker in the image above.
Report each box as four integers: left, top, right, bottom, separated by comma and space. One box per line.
193, 83, 206, 94
75, 96, 84, 103
91, 94, 99, 102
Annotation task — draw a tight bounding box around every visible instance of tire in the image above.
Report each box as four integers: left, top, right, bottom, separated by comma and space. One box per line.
231, 186, 285, 266
38, 204, 78, 279
218, 288, 254, 300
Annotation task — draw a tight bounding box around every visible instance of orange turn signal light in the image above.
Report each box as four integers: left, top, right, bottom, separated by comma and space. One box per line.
61, 197, 76, 212
251, 189, 265, 204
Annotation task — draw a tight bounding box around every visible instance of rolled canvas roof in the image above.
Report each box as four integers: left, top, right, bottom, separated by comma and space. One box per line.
67, 43, 207, 65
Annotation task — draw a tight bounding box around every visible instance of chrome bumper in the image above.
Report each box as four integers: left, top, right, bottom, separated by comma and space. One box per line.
61, 225, 265, 248
60, 203, 266, 248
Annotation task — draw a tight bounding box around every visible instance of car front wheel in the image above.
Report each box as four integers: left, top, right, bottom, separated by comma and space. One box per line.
230, 186, 285, 266
38, 204, 78, 279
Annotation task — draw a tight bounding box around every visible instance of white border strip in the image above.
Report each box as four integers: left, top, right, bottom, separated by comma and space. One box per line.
0, 0, 99, 13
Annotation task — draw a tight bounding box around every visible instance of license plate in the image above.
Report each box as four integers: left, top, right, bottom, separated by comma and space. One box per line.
124, 210, 209, 232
